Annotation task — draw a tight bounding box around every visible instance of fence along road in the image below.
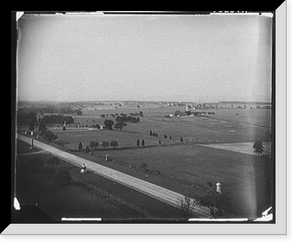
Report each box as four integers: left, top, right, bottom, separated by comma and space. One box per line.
17, 134, 212, 218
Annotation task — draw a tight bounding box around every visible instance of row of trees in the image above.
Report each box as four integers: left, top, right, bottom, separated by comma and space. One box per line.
101, 115, 141, 131
41, 115, 74, 125
17, 111, 37, 126
100, 111, 143, 119
136, 139, 145, 147
78, 140, 119, 152
116, 116, 141, 124
18, 111, 75, 127
149, 130, 184, 143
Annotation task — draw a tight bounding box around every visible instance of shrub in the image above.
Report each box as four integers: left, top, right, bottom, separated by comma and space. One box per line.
43, 129, 58, 142
110, 140, 119, 149
89, 141, 100, 149
101, 141, 110, 149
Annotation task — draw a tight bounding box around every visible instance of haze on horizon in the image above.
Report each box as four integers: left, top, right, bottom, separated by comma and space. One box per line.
16, 13, 273, 103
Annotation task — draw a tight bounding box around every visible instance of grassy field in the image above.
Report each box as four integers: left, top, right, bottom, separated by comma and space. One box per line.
79, 106, 271, 128
65, 114, 270, 149
94, 144, 272, 218
21, 105, 273, 218
207, 108, 272, 128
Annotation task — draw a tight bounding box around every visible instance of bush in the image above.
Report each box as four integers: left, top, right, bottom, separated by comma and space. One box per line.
89, 141, 100, 149
110, 140, 119, 149
101, 141, 110, 149
84, 146, 91, 153
104, 119, 114, 130
78, 142, 83, 152
43, 129, 58, 142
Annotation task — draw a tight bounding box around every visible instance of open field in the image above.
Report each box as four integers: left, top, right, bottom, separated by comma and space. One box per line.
93, 144, 273, 218
199, 141, 271, 157
79, 107, 271, 128
57, 114, 270, 150
33, 129, 272, 218
205, 108, 271, 128
16, 104, 273, 219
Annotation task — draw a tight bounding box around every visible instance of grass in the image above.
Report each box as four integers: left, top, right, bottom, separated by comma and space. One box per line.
54, 112, 270, 152
62, 143, 272, 218
17, 106, 273, 218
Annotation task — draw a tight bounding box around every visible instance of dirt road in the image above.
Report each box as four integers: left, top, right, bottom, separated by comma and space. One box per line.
17, 134, 211, 218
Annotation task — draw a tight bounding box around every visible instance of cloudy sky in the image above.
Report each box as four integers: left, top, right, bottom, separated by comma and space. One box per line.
17, 13, 272, 102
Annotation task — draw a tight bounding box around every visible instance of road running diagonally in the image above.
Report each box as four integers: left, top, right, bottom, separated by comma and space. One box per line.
17, 134, 212, 218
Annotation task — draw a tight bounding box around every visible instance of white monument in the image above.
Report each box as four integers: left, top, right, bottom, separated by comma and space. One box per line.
216, 182, 222, 194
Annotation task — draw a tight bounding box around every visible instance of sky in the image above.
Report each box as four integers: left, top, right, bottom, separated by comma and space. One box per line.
16, 13, 273, 103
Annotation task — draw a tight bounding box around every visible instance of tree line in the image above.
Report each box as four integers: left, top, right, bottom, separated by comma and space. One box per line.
78, 140, 119, 152
17, 111, 75, 126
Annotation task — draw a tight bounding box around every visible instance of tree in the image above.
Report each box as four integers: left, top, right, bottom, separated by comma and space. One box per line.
253, 141, 264, 156
194, 183, 229, 218
89, 141, 99, 149
180, 137, 183, 142
137, 139, 140, 146
142, 139, 145, 146
174, 110, 181, 117
28, 120, 35, 132
84, 146, 91, 153
179, 196, 194, 218
194, 191, 228, 218
104, 119, 114, 130
101, 114, 105, 118
186, 111, 192, 116
43, 129, 58, 142
149, 130, 152, 136
114, 122, 124, 131
110, 140, 119, 149
101, 141, 110, 149
78, 142, 83, 152
63, 116, 74, 124
38, 121, 47, 134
